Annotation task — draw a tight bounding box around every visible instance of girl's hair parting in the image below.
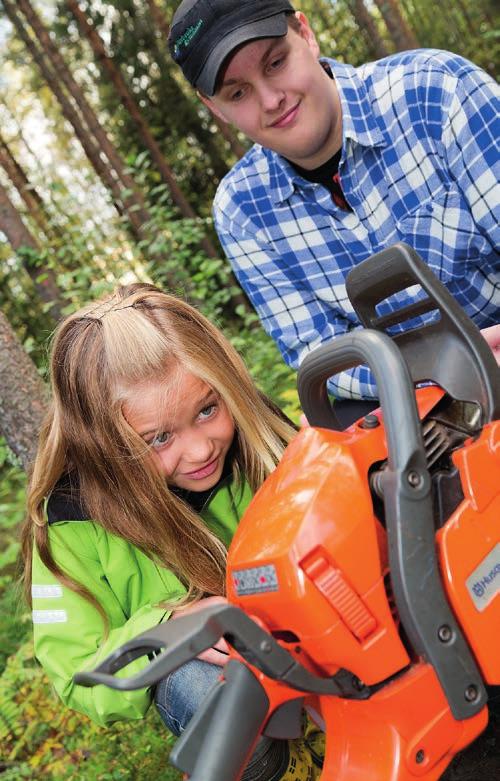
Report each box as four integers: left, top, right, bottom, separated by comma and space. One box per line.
22, 283, 296, 619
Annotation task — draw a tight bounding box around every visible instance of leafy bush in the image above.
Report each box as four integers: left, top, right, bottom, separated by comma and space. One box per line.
0, 642, 181, 780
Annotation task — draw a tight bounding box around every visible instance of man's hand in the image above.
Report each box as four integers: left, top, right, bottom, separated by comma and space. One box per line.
171, 595, 230, 666
481, 325, 500, 366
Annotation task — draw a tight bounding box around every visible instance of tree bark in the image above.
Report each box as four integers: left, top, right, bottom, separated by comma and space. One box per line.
0, 309, 48, 472
397, 0, 429, 40
0, 180, 64, 323
210, 112, 248, 161
66, 0, 218, 259
372, 0, 419, 50
0, 110, 96, 237
144, 0, 171, 42
348, 0, 391, 59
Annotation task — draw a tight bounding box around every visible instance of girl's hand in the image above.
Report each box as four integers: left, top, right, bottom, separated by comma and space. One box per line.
171, 596, 231, 666
481, 325, 500, 366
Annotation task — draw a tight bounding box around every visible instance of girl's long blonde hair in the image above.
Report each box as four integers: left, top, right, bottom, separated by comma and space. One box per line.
22, 284, 295, 617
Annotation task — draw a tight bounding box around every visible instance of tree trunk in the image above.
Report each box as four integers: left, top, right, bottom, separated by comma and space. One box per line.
0, 110, 99, 239
348, 0, 391, 59
144, 0, 247, 160
0, 133, 64, 241
16, 0, 151, 224
144, 0, 171, 41
0, 309, 48, 472
2, 0, 148, 240
0, 180, 64, 323
7, 0, 152, 240
66, 0, 218, 259
372, 0, 419, 50
210, 113, 248, 161
398, 0, 429, 41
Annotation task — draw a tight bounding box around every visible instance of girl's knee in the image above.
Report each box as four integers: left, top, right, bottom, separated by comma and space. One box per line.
154, 659, 221, 735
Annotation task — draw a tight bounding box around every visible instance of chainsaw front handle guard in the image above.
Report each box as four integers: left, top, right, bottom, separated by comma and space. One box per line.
346, 242, 500, 423
297, 328, 487, 719
74, 603, 357, 696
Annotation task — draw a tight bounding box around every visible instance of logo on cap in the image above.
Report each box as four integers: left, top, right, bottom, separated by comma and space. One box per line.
174, 19, 204, 59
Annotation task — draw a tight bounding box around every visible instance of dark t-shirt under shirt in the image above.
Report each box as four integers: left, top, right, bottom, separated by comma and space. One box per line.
291, 149, 352, 212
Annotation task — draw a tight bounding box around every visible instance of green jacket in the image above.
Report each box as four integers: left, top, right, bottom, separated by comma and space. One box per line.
31, 475, 252, 726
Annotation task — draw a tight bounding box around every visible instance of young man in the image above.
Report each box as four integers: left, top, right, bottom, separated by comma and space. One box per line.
169, 0, 500, 424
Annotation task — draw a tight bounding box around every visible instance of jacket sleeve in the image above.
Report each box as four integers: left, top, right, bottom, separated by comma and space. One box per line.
31, 521, 185, 726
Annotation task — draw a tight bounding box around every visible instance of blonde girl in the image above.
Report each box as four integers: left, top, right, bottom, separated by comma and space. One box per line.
22, 283, 322, 780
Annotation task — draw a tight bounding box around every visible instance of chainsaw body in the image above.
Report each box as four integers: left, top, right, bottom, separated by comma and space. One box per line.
226, 388, 498, 779
75, 244, 500, 781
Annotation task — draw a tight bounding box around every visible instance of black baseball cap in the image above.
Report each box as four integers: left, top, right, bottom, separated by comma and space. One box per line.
169, 0, 296, 96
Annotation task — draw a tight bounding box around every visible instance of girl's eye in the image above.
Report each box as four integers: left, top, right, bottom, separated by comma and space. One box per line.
150, 430, 171, 449
199, 403, 217, 420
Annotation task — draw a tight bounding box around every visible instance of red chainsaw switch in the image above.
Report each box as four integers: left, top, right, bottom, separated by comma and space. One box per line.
302, 553, 377, 641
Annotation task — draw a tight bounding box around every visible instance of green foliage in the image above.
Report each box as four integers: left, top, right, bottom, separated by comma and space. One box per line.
229, 323, 301, 422
0, 642, 181, 780
54, 0, 233, 216
0, 440, 28, 672
399, 0, 499, 78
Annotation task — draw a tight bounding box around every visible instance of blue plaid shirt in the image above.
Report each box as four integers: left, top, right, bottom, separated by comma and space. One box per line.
214, 50, 500, 399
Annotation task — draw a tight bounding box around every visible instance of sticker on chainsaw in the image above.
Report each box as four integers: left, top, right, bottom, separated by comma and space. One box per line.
466, 544, 500, 612
232, 564, 279, 596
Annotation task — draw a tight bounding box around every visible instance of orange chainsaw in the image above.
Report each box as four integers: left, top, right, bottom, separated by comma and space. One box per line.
75, 243, 500, 781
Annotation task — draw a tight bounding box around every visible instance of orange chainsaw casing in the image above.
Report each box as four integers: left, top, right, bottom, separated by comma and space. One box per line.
225, 386, 498, 780
438, 419, 500, 682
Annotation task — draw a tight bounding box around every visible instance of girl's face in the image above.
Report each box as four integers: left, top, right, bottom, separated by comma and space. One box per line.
122, 366, 235, 492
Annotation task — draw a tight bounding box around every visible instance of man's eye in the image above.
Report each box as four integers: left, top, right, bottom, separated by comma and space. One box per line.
269, 55, 285, 71
151, 431, 171, 449
199, 403, 217, 419
229, 88, 245, 102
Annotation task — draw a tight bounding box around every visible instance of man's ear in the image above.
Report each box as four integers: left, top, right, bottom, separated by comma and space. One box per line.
295, 11, 320, 58
198, 91, 229, 123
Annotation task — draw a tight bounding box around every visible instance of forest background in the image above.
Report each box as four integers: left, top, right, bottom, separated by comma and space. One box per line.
0, 1, 498, 779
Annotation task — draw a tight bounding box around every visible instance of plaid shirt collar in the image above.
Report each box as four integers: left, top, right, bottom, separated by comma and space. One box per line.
265, 58, 387, 205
